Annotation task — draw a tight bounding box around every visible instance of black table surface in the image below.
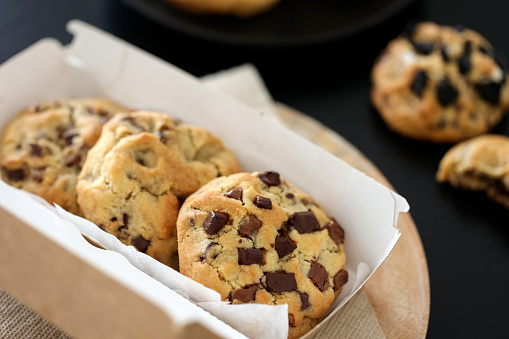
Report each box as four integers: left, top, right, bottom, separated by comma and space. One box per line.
1, 1, 509, 338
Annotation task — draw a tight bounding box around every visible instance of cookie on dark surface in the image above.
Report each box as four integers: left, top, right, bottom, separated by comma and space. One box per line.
437, 134, 509, 208
0, 97, 128, 215
77, 110, 241, 269
177, 171, 348, 338
371, 21, 509, 143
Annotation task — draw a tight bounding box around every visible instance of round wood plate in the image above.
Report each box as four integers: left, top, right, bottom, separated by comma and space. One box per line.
276, 102, 430, 338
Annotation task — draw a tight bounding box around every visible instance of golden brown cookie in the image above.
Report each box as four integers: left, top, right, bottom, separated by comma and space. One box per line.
77, 110, 241, 269
0, 97, 128, 215
437, 134, 509, 208
164, 0, 281, 17
371, 21, 509, 143
177, 171, 348, 339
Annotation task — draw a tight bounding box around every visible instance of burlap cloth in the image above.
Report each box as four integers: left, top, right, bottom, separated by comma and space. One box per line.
0, 64, 386, 339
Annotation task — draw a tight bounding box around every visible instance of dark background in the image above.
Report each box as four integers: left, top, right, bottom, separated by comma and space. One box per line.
1, 0, 509, 338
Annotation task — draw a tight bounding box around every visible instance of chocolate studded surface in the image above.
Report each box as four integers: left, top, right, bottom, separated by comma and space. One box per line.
77, 111, 241, 269
371, 21, 509, 143
0, 98, 128, 215
177, 171, 348, 339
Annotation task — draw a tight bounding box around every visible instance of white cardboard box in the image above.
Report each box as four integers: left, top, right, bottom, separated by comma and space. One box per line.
0, 20, 409, 339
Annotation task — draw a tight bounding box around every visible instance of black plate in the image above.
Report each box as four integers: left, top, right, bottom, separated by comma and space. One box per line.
120, 0, 415, 48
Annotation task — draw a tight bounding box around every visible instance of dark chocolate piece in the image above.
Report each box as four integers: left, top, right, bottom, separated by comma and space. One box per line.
458, 54, 471, 74
436, 78, 459, 107
157, 125, 169, 144
232, 284, 260, 303
254, 196, 272, 209
275, 228, 297, 258
200, 241, 219, 260
325, 218, 345, 245
29, 143, 43, 157
203, 211, 229, 235
122, 116, 145, 131
238, 215, 262, 239
413, 42, 434, 55
333, 269, 349, 292
308, 261, 329, 292
265, 272, 297, 293
458, 41, 472, 74
132, 235, 150, 252
475, 81, 504, 104
64, 153, 82, 167
287, 211, 320, 234
225, 187, 243, 201
2, 167, 25, 182
297, 291, 310, 311
410, 70, 428, 98
285, 193, 294, 199
258, 171, 280, 186
238, 248, 264, 265
123, 213, 129, 227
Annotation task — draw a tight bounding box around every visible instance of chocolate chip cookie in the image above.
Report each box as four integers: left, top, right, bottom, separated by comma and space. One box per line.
0, 97, 128, 215
177, 171, 348, 338
77, 111, 241, 269
437, 134, 509, 208
371, 21, 509, 143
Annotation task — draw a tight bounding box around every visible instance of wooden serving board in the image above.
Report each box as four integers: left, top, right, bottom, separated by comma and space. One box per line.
276, 103, 430, 339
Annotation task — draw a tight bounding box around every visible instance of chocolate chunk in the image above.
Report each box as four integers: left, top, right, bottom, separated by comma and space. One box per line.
308, 261, 329, 292
200, 241, 219, 260
122, 116, 145, 131
232, 284, 260, 303
458, 41, 472, 74
225, 188, 243, 201
436, 78, 459, 107
458, 54, 471, 74
132, 235, 150, 252
2, 167, 25, 182
265, 271, 297, 293
440, 45, 450, 62
258, 171, 280, 186
287, 211, 320, 234
238, 248, 264, 265
63, 132, 78, 145
123, 213, 129, 227
275, 228, 297, 258
297, 291, 310, 310
157, 125, 170, 144
203, 211, 229, 235
479, 45, 492, 56
29, 144, 43, 157
333, 269, 349, 291
238, 215, 262, 239
475, 81, 504, 104
286, 193, 294, 199
413, 42, 434, 55
254, 196, 272, 209
110, 217, 117, 222
325, 218, 345, 245
410, 70, 428, 98
65, 153, 82, 167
